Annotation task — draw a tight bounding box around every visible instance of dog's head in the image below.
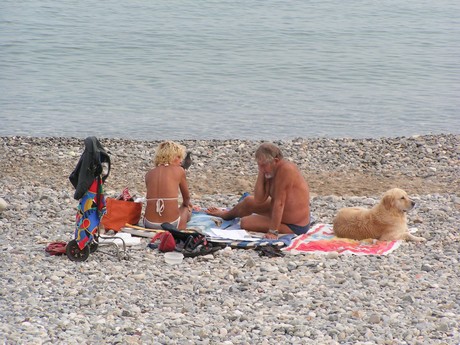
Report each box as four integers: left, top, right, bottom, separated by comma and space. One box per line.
381, 188, 415, 213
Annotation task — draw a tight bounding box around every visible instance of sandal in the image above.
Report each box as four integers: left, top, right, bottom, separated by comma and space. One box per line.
255, 245, 285, 258
182, 235, 221, 258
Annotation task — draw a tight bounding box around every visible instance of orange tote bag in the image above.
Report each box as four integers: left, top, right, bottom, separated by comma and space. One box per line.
101, 198, 142, 231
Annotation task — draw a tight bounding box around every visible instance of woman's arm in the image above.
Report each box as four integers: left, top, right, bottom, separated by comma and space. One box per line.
178, 168, 191, 207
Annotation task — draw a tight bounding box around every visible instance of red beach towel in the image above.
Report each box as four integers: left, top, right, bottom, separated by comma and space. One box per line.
282, 223, 401, 255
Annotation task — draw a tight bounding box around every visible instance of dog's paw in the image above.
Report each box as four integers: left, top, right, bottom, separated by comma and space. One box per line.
403, 230, 426, 242
409, 234, 426, 242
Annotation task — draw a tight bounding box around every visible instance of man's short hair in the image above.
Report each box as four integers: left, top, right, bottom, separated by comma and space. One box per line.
255, 142, 283, 162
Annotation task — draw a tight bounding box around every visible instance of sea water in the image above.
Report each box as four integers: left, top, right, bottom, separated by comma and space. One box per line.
1, 0, 459, 140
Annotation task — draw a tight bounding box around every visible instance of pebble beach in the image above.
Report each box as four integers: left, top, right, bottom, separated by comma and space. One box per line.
0, 134, 459, 345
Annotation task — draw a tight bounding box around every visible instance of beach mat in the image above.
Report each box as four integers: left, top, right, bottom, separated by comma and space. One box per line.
188, 210, 297, 249
210, 235, 295, 249
282, 223, 402, 255
121, 223, 198, 238
122, 211, 294, 249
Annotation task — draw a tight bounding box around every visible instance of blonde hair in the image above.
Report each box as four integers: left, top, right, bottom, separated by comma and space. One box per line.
154, 141, 186, 166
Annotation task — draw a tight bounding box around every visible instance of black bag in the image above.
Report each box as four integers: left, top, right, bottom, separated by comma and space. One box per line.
160, 222, 222, 257
160, 222, 201, 242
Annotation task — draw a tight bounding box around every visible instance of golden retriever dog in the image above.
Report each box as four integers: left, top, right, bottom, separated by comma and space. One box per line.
333, 188, 426, 242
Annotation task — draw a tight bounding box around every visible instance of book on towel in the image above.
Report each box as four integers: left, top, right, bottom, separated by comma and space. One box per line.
205, 228, 263, 241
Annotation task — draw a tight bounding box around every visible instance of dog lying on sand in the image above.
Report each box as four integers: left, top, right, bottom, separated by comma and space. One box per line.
333, 188, 426, 242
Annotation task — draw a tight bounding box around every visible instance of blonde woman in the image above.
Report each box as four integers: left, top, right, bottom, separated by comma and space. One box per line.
144, 141, 192, 230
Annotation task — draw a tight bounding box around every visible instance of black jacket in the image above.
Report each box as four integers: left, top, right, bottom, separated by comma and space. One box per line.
69, 136, 111, 200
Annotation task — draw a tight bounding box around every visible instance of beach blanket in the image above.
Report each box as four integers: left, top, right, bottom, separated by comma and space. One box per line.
282, 223, 401, 255
122, 211, 292, 248
186, 211, 294, 248
122, 213, 401, 254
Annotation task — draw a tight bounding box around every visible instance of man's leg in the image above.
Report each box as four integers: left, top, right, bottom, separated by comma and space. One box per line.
241, 214, 294, 234
206, 196, 271, 220
240, 214, 271, 232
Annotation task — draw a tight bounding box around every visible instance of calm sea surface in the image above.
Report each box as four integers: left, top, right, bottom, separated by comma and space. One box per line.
1, 0, 459, 140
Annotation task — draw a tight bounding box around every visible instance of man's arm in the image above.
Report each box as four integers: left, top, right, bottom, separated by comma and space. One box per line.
269, 166, 292, 231
253, 169, 270, 203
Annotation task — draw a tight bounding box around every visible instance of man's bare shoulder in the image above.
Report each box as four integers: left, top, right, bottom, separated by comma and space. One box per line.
272, 161, 298, 185
278, 160, 300, 174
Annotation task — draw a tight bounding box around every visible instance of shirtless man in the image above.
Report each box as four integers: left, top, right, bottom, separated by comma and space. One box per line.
144, 141, 192, 230
207, 142, 310, 239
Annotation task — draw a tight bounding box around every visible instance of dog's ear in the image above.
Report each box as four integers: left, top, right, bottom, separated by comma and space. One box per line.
382, 193, 394, 210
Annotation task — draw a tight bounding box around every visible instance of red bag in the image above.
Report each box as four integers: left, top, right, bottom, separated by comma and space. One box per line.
45, 241, 67, 256
101, 198, 142, 231
150, 232, 176, 252
118, 187, 133, 201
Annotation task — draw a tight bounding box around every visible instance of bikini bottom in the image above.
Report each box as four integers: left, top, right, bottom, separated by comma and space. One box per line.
144, 216, 180, 230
